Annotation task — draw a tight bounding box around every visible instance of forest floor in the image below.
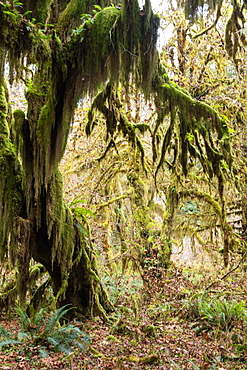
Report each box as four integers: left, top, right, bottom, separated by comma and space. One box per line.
1, 263, 247, 369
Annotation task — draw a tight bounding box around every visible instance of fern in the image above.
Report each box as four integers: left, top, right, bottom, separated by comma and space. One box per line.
184, 294, 247, 332
0, 324, 11, 338
15, 307, 32, 330
0, 305, 90, 358
38, 346, 49, 358
0, 339, 21, 347
44, 304, 73, 333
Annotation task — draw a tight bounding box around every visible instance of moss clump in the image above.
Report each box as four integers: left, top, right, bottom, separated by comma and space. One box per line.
13, 109, 26, 153
0, 85, 9, 138
22, 0, 53, 24
85, 7, 120, 75
56, 0, 97, 40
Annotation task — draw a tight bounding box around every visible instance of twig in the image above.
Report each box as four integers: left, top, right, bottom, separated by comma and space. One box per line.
192, 0, 223, 39
119, 42, 138, 57
205, 252, 247, 291
96, 189, 132, 210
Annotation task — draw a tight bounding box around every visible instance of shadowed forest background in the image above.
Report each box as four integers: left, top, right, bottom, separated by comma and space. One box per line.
1, 0, 247, 368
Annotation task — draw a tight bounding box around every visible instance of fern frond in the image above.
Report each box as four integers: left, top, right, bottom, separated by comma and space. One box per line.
15, 307, 31, 330
0, 324, 11, 338
45, 304, 73, 332
0, 339, 21, 347
38, 346, 49, 358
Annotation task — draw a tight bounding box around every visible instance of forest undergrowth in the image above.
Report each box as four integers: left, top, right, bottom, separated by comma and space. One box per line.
1, 261, 247, 369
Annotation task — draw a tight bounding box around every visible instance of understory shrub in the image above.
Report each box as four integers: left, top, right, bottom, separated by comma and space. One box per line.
0, 304, 90, 357
183, 293, 247, 332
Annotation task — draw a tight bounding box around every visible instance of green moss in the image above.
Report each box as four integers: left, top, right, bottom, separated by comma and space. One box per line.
22, 0, 53, 24
13, 109, 25, 124
67, 7, 121, 92
87, 7, 120, 63
46, 169, 75, 276
13, 109, 26, 152
0, 279, 17, 311
152, 67, 232, 180
56, 0, 101, 40
0, 85, 9, 138
179, 189, 222, 217
0, 83, 24, 262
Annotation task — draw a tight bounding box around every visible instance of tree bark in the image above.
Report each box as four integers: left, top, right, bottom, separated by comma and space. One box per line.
34, 230, 114, 319
28, 172, 114, 319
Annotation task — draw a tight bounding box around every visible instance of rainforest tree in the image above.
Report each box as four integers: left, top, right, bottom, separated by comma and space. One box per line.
0, 0, 236, 317
0, 0, 161, 317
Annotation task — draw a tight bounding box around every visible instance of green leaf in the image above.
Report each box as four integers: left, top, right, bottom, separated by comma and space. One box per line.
69, 196, 86, 207
23, 10, 32, 17
94, 5, 102, 11
13, 1, 23, 7
17, 332, 29, 341
0, 325, 11, 338
3, 10, 18, 17
80, 13, 91, 21
72, 206, 95, 218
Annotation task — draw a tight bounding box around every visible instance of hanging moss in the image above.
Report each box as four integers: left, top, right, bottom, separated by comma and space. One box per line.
45, 169, 75, 279
13, 109, 26, 154
0, 279, 17, 312
152, 62, 232, 180
1, 0, 237, 314
0, 0, 160, 316
65, 7, 121, 95
120, 0, 141, 84
15, 217, 31, 308
86, 82, 148, 171
177, 187, 242, 265
0, 85, 9, 138
85, 7, 120, 79
0, 2, 51, 82
22, 0, 54, 24
0, 56, 27, 309
224, 1, 246, 74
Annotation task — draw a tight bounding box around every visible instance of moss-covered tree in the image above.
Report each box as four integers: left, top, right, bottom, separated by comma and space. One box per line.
0, 0, 236, 317
0, 0, 161, 317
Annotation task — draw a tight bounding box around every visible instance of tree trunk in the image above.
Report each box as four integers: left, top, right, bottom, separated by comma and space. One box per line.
34, 231, 114, 319
29, 171, 113, 319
